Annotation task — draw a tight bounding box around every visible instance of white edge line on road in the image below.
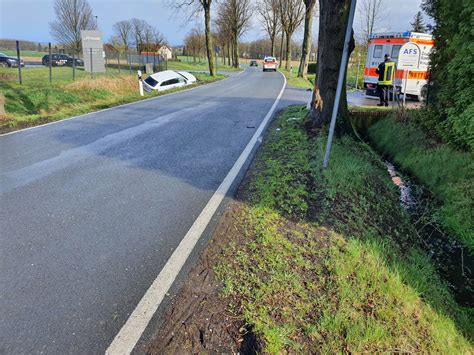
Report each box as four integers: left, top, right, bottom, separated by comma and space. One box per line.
105, 70, 287, 355
0, 68, 246, 137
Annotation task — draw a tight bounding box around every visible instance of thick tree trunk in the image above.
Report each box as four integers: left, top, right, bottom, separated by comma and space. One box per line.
307, 0, 354, 130
204, 4, 216, 76
285, 32, 292, 70
270, 36, 275, 57
298, 1, 316, 78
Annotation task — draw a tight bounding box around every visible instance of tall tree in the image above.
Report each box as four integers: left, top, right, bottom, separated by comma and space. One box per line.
411, 11, 427, 32
298, 0, 317, 78
217, 0, 253, 68
279, 0, 305, 70
112, 20, 132, 50
357, 0, 385, 45
307, 0, 355, 129
49, 0, 97, 51
173, 0, 217, 76
257, 0, 281, 57
130, 18, 146, 52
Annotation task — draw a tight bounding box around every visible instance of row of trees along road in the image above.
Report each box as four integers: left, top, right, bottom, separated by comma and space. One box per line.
111, 18, 166, 53
49, 0, 167, 54
173, 0, 381, 130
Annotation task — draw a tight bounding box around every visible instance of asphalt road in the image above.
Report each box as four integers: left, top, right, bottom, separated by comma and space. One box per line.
0, 68, 310, 354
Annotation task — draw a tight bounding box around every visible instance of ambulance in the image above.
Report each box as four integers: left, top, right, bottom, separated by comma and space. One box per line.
363, 31, 434, 101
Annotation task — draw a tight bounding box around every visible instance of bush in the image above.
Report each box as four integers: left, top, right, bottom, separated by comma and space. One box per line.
422, 0, 474, 151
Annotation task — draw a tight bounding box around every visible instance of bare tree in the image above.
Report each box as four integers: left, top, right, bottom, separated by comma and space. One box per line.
130, 18, 146, 52
112, 20, 132, 50
172, 0, 217, 76
257, 0, 281, 57
49, 0, 97, 51
297, 0, 317, 78
217, 0, 253, 68
308, 0, 355, 130
185, 27, 205, 63
279, 0, 305, 70
358, 0, 385, 45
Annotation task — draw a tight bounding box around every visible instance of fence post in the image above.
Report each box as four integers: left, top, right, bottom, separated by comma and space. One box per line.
16, 40, 22, 85
90, 48, 93, 79
72, 48, 76, 81
48, 42, 52, 83
128, 52, 132, 74
118, 51, 121, 74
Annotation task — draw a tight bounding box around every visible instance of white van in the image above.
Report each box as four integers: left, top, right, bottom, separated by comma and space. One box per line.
363, 32, 434, 101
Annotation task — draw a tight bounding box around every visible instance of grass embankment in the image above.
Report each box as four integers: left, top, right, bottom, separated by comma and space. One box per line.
214, 106, 473, 352
368, 116, 474, 253
0, 67, 224, 133
279, 68, 314, 89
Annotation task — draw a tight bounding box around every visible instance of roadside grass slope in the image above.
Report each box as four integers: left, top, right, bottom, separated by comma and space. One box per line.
368, 116, 474, 253
0, 68, 223, 133
214, 106, 473, 353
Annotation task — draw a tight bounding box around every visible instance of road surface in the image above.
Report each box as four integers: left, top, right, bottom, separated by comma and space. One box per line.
0, 68, 308, 354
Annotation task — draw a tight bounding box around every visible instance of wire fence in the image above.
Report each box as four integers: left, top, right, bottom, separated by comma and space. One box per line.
0, 40, 169, 85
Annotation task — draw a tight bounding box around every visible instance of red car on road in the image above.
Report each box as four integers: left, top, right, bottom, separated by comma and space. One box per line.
262, 57, 278, 72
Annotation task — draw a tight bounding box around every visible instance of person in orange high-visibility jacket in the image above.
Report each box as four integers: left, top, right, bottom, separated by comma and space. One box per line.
376, 54, 396, 106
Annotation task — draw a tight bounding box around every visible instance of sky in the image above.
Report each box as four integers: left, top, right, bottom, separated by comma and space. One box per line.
0, 0, 429, 46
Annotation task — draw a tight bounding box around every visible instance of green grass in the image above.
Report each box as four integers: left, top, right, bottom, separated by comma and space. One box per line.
1, 49, 47, 58
0, 67, 224, 132
279, 68, 314, 89
168, 55, 242, 72
368, 116, 474, 253
214, 106, 473, 353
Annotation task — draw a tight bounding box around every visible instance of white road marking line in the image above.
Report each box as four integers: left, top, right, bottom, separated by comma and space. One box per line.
105, 71, 287, 355
0, 69, 246, 137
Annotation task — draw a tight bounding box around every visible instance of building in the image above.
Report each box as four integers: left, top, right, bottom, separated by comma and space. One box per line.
157, 45, 173, 60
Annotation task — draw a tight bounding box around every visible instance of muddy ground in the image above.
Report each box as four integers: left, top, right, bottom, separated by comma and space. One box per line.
145, 201, 257, 354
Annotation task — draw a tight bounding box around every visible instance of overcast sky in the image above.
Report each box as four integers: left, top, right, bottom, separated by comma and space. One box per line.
1, 0, 429, 46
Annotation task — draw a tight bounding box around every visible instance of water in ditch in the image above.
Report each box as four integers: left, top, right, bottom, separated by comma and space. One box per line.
384, 161, 473, 307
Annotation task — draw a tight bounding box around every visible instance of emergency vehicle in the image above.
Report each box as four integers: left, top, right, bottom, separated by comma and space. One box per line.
363, 32, 434, 101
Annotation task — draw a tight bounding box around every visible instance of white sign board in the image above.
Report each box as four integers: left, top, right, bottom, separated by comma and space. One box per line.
397, 42, 421, 70
81, 30, 105, 73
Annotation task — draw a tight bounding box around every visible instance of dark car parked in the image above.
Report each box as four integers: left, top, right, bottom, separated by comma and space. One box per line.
0, 52, 25, 68
250, 59, 258, 67
42, 54, 84, 67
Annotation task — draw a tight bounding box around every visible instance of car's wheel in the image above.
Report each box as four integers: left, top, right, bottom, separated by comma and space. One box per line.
0, 62, 8, 68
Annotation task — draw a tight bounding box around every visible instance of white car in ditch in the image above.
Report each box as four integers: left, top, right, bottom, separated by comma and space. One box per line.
143, 70, 197, 92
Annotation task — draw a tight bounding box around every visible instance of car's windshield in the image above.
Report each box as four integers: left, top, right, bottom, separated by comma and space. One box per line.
144, 76, 159, 87
0, 53, 7, 57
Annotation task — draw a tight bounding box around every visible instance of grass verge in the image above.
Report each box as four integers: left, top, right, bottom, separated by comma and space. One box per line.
0, 69, 224, 133
368, 116, 474, 253
279, 68, 314, 89
213, 106, 473, 352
